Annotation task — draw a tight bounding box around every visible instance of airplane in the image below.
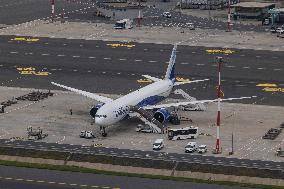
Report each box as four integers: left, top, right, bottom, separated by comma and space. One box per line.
51, 44, 255, 136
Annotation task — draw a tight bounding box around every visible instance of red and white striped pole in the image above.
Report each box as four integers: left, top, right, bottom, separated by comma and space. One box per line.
215, 57, 223, 153
51, 0, 55, 22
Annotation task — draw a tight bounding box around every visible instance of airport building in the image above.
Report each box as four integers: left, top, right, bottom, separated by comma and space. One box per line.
231, 2, 276, 20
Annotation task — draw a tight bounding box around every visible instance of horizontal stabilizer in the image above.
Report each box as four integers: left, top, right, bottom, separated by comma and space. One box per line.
174, 79, 209, 86
142, 75, 162, 82
51, 82, 113, 103
143, 96, 257, 110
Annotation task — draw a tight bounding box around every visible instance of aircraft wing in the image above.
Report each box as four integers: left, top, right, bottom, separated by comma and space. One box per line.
142, 96, 256, 110
51, 82, 113, 103
174, 79, 209, 86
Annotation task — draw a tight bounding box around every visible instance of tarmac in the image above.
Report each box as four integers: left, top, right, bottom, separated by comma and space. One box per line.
0, 86, 283, 162
0, 20, 283, 52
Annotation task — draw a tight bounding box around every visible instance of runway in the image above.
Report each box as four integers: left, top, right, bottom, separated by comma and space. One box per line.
0, 36, 283, 106
1, 139, 283, 173
0, 165, 254, 189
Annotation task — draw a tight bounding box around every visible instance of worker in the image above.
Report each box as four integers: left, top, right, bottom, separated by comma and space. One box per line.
70, 109, 73, 115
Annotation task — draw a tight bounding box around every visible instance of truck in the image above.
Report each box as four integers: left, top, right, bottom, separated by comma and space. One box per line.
114, 19, 133, 29
80, 130, 95, 139
27, 126, 48, 140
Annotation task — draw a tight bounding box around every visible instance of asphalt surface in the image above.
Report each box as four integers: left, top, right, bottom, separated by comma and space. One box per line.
142, 7, 265, 32
0, 165, 256, 189
1, 139, 283, 173
0, 36, 283, 106
0, 0, 90, 26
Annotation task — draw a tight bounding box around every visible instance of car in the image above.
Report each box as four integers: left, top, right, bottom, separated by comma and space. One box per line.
153, 139, 164, 150
136, 124, 153, 133
276, 25, 284, 33
80, 130, 86, 138
185, 142, 197, 153
270, 26, 277, 33
185, 22, 195, 30
80, 130, 95, 139
197, 145, 207, 154
162, 12, 171, 18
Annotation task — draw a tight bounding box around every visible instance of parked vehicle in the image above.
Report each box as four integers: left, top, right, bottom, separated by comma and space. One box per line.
162, 12, 171, 18
197, 145, 207, 154
186, 22, 195, 30
80, 130, 95, 139
153, 139, 164, 150
270, 26, 277, 33
168, 126, 198, 140
276, 25, 284, 33
114, 19, 133, 29
136, 124, 153, 133
185, 142, 197, 153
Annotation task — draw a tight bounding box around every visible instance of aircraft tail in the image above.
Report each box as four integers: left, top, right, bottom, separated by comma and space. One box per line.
164, 44, 177, 81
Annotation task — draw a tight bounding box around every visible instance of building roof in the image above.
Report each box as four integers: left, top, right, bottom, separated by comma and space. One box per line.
231, 2, 275, 8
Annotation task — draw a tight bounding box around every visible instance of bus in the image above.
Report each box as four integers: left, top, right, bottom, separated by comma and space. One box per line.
168, 126, 198, 140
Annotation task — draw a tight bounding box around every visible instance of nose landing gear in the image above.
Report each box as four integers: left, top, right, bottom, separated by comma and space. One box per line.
100, 126, 107, 137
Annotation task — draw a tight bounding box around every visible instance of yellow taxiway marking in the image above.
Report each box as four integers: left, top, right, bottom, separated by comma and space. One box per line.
175, 77, 190, 82
215, 86, 225, 97
262, 87, 284, 93
206, 49, 235, 55
17, 67, 49, 76
107, 43, 135, 48
11, 37, 39, 42
256, 83, 278, 87
137, 78, 152, 83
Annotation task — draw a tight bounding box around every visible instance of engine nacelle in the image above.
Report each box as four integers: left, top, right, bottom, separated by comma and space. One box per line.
90, 103, 104, 118
153, 108, 171, 123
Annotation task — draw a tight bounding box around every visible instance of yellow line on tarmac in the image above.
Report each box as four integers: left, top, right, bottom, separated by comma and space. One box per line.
256, 83, 277, 87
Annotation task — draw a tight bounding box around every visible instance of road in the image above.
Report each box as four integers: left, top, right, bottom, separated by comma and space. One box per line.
0, 165, 256, 189
1, 139, 283, 172
0, 36, 283, 106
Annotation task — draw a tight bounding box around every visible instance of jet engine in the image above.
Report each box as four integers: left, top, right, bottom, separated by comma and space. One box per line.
153, 108, 170, 123
90, 103, 104, 118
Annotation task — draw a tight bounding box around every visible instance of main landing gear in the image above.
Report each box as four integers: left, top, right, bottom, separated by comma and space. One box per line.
100, 126, 107, 137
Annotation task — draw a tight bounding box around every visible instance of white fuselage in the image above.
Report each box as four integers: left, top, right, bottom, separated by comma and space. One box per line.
95, 79, 174, 126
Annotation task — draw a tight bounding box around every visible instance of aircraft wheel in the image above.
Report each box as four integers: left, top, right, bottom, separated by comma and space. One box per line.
102, 133, 107, 137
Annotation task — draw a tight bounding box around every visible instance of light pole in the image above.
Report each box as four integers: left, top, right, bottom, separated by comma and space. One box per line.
51, 0, 55, 22
227, 0, 232, 31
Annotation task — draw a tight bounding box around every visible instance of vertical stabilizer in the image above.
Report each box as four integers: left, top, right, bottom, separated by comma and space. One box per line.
165, 44, 177, 81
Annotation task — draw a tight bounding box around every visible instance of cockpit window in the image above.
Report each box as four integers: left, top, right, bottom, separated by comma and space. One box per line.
95, 115, 107, 118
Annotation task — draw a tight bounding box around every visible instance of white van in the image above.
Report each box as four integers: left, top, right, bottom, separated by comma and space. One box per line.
153, 139, 164, 150
185, 142, 197, 153
197, 145, 207, 154
114, 19, 133, 29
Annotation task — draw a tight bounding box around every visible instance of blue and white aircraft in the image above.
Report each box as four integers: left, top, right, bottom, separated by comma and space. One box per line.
52, 45, 253, 136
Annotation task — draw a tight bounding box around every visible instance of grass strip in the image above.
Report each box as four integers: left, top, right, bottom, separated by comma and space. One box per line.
0, 159, 282, 189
